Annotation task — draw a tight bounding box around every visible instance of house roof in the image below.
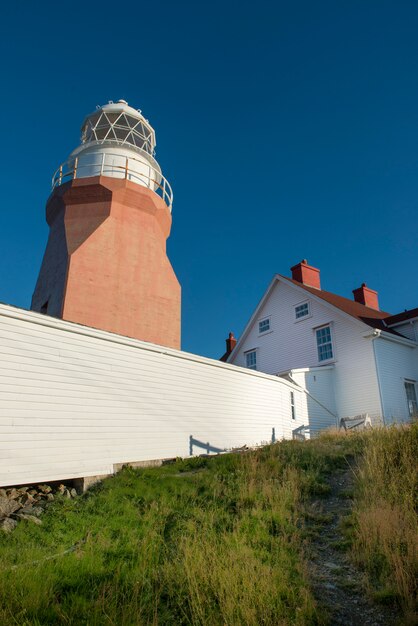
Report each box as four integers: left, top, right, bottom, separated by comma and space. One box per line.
280, 277, 410, 337
227, 273, 415, 360
384, 307, 418, 326
282, 276, 398, 329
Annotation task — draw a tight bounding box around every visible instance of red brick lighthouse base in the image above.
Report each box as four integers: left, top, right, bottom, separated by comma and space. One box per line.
31, 100, 181, 349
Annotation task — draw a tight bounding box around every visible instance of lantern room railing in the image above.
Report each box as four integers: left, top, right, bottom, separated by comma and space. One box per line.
51, 151, 173, 212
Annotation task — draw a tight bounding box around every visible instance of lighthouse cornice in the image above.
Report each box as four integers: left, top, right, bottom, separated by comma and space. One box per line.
46, 177, 172, 239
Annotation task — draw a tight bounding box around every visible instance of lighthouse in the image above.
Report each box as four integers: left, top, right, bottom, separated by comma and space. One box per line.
31, 100, 181, 349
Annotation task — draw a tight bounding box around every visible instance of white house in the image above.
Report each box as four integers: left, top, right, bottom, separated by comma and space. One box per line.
223, 260, 418, 430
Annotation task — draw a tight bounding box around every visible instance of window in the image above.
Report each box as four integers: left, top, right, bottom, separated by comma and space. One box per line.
295, 302, 310, 320
316, 325, 333, 362
245, 350, 257, 370
258, 317, 270, 334
290, 391, 296, 420
405, 381, 418, 418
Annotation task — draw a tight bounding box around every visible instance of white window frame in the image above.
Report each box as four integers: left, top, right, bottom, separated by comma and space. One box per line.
404, 380, 418, 418
258, 316, 272, 336
245, 349, 257, 370
315, 324, 334, 363
290, 391, 296, 420
294, 300, 311, 322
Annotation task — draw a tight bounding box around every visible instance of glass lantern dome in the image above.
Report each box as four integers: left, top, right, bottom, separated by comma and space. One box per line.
80, 100, 157, 156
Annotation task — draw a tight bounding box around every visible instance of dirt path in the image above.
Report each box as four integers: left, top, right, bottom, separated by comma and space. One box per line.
306, 463, 400, 626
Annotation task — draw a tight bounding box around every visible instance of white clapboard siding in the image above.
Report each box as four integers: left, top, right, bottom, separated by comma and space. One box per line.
0, 304, 308, 487
288, 367, 337, 434
374, 336, 418, 423
390, 321, 417, 342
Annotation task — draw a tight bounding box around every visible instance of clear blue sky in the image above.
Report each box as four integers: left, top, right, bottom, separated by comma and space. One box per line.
0, 1, 417, 358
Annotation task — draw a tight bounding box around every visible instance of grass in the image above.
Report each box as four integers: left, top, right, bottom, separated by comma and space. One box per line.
0, 439, 351, 626
0, 426, 415, 624
349, 422, 418, 622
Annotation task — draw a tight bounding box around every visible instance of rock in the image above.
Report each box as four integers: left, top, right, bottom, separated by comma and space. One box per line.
19, 492, 36, 506
0, 518, 17, 533
0, 497, 21, 520
38, 484, 52, 494
35, 492, 54, 502
70, 488, 77, 498
17, 513, 42, 525
28, 489, 38, 496
63, 489, 72, 499
32, 506, 43, 517
18, 506, 43, 518
0, 489, 7, 498
57, 484, 66, 494
35, 497, 48, 507
6, 488, 19, 499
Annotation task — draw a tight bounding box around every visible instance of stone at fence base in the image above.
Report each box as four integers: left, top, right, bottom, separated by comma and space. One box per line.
19, 492, 36, 506
18, 506, 43, 518
0, 497, 20, 519
0, 518, 17, 533
0, 481, 78, 532
17, 513, 42, 525
38, 484, 52, 494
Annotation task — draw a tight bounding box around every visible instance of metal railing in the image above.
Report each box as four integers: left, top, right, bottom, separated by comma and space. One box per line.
51, 151, 173, 211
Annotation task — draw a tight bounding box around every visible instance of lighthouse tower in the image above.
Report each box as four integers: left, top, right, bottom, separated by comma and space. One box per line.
31, 100, 181, 349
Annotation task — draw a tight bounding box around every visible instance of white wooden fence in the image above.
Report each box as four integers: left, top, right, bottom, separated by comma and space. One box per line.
0, 304, 308, 487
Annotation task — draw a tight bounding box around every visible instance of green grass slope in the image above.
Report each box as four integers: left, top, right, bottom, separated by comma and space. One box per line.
0, 425, 416, 625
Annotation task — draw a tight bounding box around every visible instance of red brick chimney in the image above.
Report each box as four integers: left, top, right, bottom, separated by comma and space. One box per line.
352, 283, 379, 310
220, 332, 237, 362
226, 331, 237, 354
290, 259, 321, 289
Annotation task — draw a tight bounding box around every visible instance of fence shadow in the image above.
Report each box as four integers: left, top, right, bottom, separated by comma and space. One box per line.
189, 435, 225, 456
